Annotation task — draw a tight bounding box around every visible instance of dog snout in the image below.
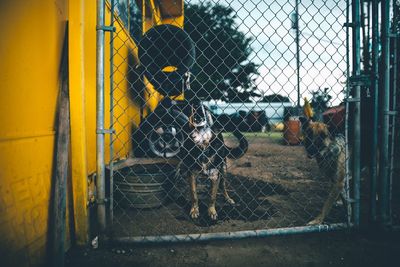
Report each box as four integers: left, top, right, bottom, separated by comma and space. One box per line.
192, 128, 213, 146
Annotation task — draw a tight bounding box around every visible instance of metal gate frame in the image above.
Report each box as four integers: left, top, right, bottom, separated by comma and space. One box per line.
94, 0, 375, 244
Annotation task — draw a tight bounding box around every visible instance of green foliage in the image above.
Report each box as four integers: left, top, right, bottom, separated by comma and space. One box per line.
310, 88, 332, 111
310, 87, 332, 121
117, 1, 142, 43
184, 2, 259, 101
260, 94, 290, 103
119, 1, 259, 102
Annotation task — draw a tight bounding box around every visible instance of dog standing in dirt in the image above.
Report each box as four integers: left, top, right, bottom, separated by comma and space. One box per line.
178, 101, 248, 220
299, 115, 348, 225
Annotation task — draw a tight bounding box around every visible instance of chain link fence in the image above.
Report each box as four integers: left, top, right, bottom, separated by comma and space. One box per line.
107, 0, 355, 241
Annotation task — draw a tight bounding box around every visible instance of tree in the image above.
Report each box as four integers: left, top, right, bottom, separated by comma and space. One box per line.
184, 2, 259, 101
260, 94, 290, 103
117, 1, 142, 43
120, 1, 259, 102
310, 87, 332, 122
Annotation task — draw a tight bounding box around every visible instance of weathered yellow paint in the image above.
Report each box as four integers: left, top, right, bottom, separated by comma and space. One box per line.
159, 0, 184, 27
163, 0, 185, 101
0, 0, 141, 263
74, 1, 144, 243
149, 0, 162, 26
142, 0, 185, 109
82, 0, 98, 174
0, 0, 68, 266
0, 0, 185, 265
69, 0, 89, 245
80, 1, 143, 169
143, 0, 184, 30
104, 1, 142, 161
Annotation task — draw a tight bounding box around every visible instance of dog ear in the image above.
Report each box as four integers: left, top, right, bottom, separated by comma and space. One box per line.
303, 97, 314, 119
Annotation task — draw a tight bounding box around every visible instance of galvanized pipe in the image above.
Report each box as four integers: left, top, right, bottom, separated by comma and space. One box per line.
345, 0, 353, 226
96, 0, 107, 233
111, 223, 351, 244
360, 0, 369, 72
369, 0, 379, 223
352, 0, 362, 228
389, 0, 398, 223
379, 0, 391, 227
109, 0, 115, 227
295, 0, 301, 108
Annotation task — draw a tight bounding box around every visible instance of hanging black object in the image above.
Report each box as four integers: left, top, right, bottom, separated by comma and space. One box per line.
139, 24, 195, 96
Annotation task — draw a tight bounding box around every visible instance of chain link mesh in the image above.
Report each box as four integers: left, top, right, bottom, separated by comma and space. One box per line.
109, 0, 351, 239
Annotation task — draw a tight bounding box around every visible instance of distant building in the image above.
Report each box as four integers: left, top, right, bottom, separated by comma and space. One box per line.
202, 100, 293, 124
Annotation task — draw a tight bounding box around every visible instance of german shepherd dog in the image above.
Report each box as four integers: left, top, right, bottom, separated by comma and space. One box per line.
178, 101, 248, 220
299, 116, 348, 225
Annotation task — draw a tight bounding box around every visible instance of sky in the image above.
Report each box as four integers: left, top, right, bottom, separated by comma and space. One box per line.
116, 0, 350, 106
188, 0, 349, 105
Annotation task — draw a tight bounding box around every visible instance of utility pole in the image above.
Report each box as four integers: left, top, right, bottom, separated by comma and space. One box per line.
292, 0, 301, 109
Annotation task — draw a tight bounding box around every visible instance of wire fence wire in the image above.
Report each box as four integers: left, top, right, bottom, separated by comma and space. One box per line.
108, 0, 354, 240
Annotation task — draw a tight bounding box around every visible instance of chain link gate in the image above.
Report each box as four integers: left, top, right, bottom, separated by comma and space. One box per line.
105, 0, 358, 242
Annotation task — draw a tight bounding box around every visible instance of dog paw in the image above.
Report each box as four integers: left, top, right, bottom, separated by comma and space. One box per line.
208, 206, 218, 220
307, 217, 323, 225
190, 206, 200, 219
226, 198, 236, 205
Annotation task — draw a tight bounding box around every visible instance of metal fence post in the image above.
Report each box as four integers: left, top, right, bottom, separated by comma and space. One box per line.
109, 0, 115, 228
369, 0, 379, 224
379, 0, 391, 227
344, 0, 353, 227
295, 0, 301, 109
96, 0, 107, 233
389, 0, 399, 225
108, 0, 354, 242
352, 0, 362, 228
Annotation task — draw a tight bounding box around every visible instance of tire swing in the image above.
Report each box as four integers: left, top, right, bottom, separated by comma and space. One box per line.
138, 24, 195, 97
134, 25, 195, 158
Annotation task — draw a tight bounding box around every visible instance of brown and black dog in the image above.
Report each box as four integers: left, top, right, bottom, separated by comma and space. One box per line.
178, 102, 248, 220
299, 116, 348, 225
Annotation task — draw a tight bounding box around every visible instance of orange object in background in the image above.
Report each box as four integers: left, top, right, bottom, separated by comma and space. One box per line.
284, 117, 301, 145
323, 105, 345, 134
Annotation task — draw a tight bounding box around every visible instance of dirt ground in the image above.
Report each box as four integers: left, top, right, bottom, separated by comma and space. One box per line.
66, 231, 400, 267
110, 133, 346, 237
66, 133, 400, 267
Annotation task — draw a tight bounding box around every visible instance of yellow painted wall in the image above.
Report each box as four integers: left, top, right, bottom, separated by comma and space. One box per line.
0, 0, 184, 266
141, 0, 185, 115
0, 0, 136, 262
83, 1, 149, 168
0, 1, 68, 266
107, 0, 185, 160
68, 0, 145, 245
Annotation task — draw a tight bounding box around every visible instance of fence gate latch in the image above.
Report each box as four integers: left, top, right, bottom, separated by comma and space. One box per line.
384, 110, 398, 116
344, 97, 361, 103
96, 25, 116, 32
97, 128, 116, 134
